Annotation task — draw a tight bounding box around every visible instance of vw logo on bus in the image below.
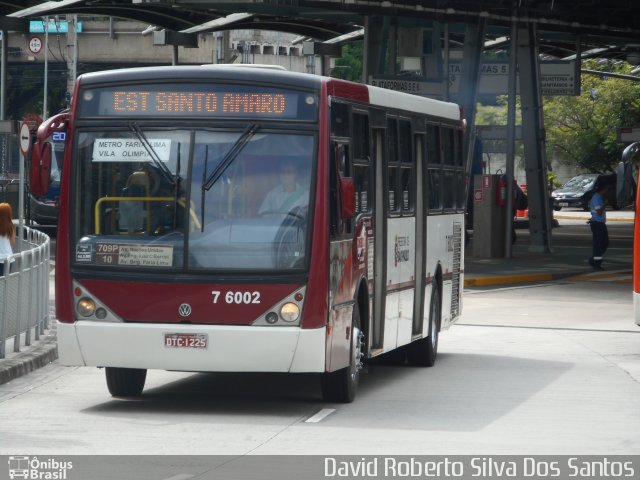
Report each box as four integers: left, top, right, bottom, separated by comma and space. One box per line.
178, 303, 192, 317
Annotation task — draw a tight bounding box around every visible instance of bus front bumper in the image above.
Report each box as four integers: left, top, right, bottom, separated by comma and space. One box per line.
57, 321, 326, 373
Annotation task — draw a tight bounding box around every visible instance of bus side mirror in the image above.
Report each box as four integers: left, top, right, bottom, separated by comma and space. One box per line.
339, 176, 356, 219
30, 112, 67, 197
30, 142, 52, 196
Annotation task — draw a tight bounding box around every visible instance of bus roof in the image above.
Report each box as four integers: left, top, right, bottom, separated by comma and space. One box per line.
76, 65, 461, 122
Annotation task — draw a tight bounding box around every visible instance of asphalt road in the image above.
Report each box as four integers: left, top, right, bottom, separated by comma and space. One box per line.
0, 271, 638, 456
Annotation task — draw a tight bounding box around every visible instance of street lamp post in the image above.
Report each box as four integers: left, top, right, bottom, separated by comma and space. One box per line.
43, 17, 49, 120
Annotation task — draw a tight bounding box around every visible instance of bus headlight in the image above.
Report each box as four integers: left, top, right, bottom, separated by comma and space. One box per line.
77, 298, 96, 317
279, 302, 300, 322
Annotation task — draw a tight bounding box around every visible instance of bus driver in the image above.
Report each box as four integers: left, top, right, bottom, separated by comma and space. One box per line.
258, 161, 308, 215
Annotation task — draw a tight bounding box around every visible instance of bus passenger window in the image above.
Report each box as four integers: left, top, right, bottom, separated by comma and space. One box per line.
442, 129, 455, 165
443, 170, 456, 210
353, 164, 370, 213
331, 103, 350, 138
426, 125, 440, 164
330, 142, 353, 235
427, 168, 442, 211
388, 167, 399, 213
401, 167, 413, 212
399, 120, 412, 164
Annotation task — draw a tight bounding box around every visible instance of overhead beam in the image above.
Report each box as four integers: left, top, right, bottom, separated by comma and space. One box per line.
0, 17, 29, 32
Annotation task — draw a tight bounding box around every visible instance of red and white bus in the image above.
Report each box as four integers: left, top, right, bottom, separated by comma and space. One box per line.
32, 65, 466, 402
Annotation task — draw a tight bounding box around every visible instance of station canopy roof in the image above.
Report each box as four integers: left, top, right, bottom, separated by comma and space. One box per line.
4, 1, 640, 61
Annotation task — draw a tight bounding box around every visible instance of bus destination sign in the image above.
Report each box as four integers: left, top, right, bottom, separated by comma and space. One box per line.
79, 84, 317, 120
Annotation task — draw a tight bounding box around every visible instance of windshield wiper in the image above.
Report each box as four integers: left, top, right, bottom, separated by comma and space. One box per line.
202, 123, 259, 191
200, 145, 209, 232
129, 122, 175, 185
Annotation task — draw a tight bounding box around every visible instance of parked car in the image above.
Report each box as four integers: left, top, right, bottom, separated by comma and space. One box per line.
551, 173, 617, 211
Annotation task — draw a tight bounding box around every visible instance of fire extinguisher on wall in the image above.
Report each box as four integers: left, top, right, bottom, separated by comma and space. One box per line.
496, 175, 507, 206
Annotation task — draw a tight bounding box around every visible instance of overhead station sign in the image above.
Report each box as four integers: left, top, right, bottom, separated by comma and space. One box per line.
371, 60, 579, 98
29, 20, 83, 34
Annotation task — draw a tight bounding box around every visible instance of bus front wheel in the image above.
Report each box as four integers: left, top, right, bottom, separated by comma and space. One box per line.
321, 306, 363, 403
407, 283, 440, 367
105, 367, 147, 397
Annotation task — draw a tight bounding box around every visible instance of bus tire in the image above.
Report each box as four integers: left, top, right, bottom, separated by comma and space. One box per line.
105, 367, 147, 397
321, 306, 363, 403
407, 283, 440, 367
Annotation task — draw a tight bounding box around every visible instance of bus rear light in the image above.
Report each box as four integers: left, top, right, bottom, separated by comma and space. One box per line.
77, 298, 96, 317
280, 302, 300, 322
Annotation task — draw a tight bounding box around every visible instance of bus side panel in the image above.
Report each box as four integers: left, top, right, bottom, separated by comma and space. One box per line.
327, 240, 354, 371
384, 216, 416, 351
55, 81, 81, 324
304, 82, 330, 332
326, 217, 372, 371
424, 214, 464, 332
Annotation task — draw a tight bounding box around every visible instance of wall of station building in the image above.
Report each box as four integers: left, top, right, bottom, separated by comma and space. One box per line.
0, 17, 322, 177
5, 17, 320, 79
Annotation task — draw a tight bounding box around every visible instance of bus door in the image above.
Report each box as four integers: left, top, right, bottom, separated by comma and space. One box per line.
327, 101, 357, 372
372, 127, 385, 352
412, 132, 426, 336
424, 124, 442, 330
379, 118, 417, 352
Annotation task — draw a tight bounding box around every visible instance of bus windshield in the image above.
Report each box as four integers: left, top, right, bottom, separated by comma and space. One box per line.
74, 128, 315, 271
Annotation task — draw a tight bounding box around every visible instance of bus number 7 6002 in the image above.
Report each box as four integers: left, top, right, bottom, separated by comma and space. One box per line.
212, 291, 261, 305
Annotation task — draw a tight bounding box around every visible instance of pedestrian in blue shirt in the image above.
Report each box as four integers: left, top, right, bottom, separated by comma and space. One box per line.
588, 181, 609, 271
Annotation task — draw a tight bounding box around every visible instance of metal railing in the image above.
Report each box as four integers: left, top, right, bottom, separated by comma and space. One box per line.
0, 226, 51, 359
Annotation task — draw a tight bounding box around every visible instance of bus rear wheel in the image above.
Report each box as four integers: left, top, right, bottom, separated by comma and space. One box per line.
321, 306, 363, 403
105, 367, 147, 397
407, 283, 440, 367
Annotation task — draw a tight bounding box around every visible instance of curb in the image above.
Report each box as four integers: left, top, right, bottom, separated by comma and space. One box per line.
554, 215, 634, 223
464, 269, 587, 287
0, 331, 58, 386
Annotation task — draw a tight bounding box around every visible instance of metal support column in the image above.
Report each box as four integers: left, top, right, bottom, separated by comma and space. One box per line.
505, 18, 518, 258
0, 30, 6, 121
517, 23, 552, 253
457, 20, 486, 171
362, 16, 386, 82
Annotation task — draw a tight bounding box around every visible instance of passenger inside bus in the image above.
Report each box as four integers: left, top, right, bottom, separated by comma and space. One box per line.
118, 170, 149, 233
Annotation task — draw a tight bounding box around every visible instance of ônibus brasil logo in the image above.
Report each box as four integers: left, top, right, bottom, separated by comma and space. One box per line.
8, 456, 73, 480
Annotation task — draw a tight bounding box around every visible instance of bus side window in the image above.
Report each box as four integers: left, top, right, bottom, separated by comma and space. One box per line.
387, 118, 399, 214
399, 120, 414, 213
330, 142, 353, 236
353, 113, 371, 214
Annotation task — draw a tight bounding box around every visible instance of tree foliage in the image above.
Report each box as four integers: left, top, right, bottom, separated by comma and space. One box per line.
543, 60, 640, 173
330, 41, 363, 82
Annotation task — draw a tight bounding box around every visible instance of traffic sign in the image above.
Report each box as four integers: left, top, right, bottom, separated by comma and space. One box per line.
19, 122, 31, 155
28, 36, 43, 54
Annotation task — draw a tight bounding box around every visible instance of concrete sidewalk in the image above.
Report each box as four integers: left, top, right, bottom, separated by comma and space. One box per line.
0, 209, 633, 385
465, 209, 634, 286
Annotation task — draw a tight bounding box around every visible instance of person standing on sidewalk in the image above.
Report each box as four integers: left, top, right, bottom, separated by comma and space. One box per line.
0, 202, 16, 276
588, 181, 609, 271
